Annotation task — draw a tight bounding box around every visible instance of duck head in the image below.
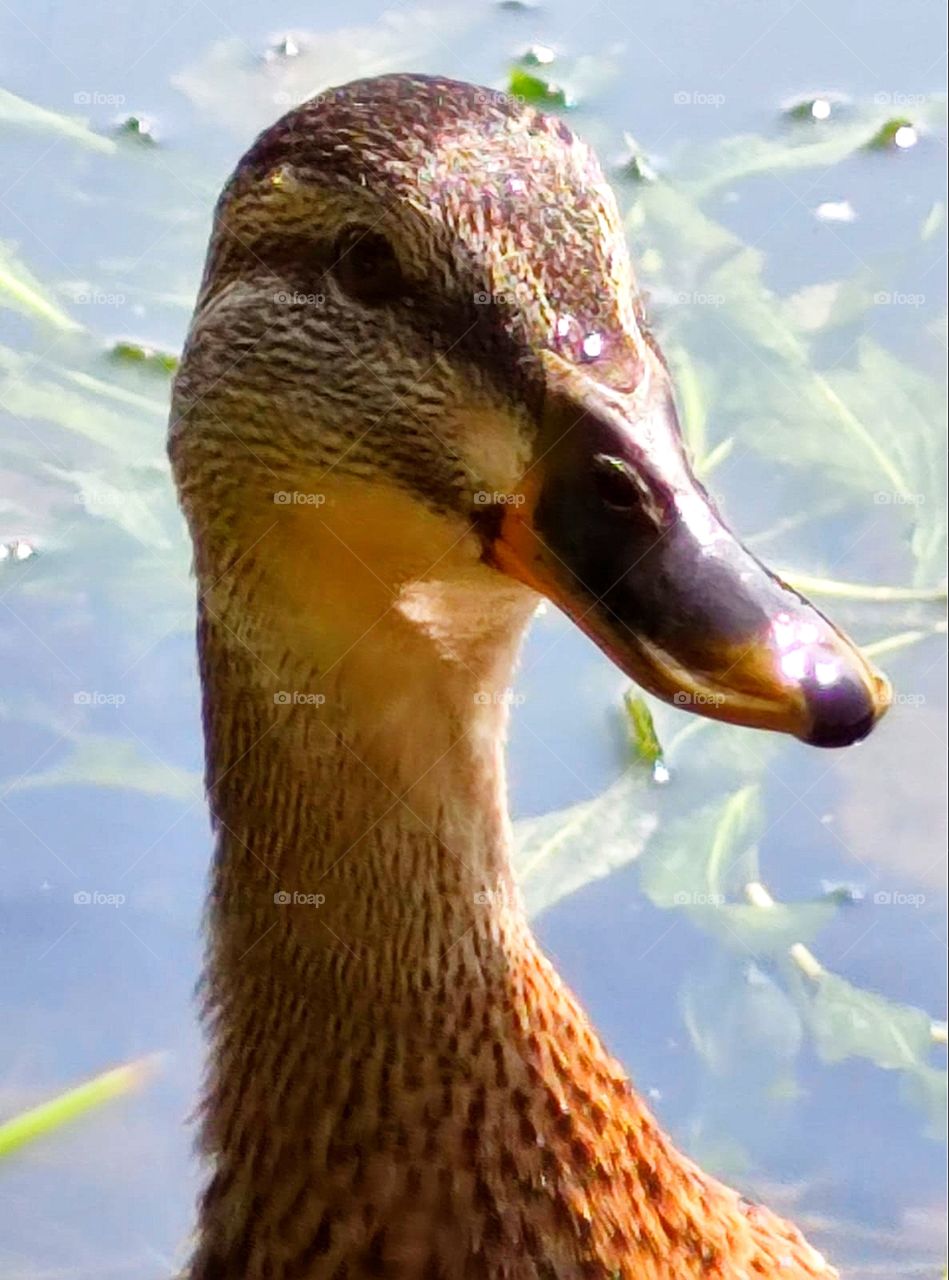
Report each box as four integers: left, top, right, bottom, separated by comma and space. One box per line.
171, 73, 890, 748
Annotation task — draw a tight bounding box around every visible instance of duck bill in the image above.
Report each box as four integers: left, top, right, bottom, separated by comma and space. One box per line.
490, 352, 891, 748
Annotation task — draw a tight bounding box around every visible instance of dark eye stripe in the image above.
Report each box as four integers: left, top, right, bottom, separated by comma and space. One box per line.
209, 219, 533, 411
230, 229, 332, 279
226, 224, 408, 308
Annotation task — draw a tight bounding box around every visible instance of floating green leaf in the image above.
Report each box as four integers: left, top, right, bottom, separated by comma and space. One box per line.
64, 367, 169, 416
780, 278, 876, 335
898, 1063, 948, 1140
637, 785, 763, 909
6, 734, 200, 802
696, 899, 837, 956
0, 1057, 157, 1158
508, 67, 573, 109
683, 960, 803, 1075
514, 771, 657, 917
684, 97, 945, 195
802, 971, 936, 1070
783, 94, 845, 122
46, 465, 174, 549
664, 343, 710, 463
623, 691, 664, 769
0, 242, 82, 332
865, 116, 916, 149
618, 132, 657, 183
737, 338, 946, 585
0, 86, 115, 153
920, 200, 945, 241
1, 345, 161, 462
108, 340, 178, 374
115, 115, 158, 146
685, 118, 884, 197
631, 164, 947, 589
173, 11, 483, 136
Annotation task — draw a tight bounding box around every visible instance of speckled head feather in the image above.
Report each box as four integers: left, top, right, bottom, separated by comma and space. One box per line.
171, 75, 646, 532
207, 74, 643, 368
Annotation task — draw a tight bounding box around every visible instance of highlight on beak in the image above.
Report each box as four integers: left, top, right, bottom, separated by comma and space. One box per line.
488, 351, 891, 749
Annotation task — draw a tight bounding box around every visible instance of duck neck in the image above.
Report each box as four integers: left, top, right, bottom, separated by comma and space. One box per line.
198, 572, 535, 978
195, 571, 551, 1146
191, 578, 805, 1279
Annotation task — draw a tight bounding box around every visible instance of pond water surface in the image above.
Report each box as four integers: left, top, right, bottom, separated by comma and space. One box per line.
0, 2, 946, 1277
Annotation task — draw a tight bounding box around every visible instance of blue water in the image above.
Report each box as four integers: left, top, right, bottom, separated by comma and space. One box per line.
1, 2, 946, 1276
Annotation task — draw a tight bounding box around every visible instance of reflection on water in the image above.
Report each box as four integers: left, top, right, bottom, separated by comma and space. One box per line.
1, 2, 946, 1276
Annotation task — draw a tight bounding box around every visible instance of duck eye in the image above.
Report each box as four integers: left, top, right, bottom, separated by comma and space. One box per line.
591, 454, 640, 511
331, 227, 405, 305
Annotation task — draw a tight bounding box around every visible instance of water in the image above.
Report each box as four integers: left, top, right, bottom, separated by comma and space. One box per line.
1, 2, 946, 1276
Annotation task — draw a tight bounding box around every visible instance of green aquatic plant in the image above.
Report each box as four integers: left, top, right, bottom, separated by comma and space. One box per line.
0, 1057, 157, 1159
0, 85, 115, 152
108, 339, 178, 373
508, 65, 573, 109
0, 241, 83, 332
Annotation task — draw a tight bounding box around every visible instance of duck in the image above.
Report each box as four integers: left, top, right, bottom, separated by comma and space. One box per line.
169, 73, 891, 1280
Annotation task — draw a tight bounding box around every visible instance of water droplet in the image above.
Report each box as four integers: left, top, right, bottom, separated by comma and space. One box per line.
1, 538, 36, 563
815, 200, 857, 223
266, 34, 301, 60
523, 43, 555, 66
894, 124, 918, 149
783, 92, 849, 121
115, 115, 157, 145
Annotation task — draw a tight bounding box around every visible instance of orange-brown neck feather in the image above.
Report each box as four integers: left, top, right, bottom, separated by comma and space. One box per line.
187, 495, 834, 1280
